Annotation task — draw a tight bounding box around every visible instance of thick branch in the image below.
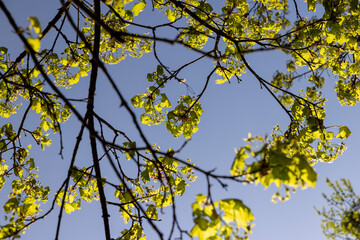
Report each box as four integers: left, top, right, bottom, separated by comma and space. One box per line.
86, 0, 111, 239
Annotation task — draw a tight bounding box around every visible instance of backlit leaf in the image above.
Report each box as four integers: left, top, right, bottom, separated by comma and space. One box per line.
336, 126, 351, 139
133, 1, 146, 16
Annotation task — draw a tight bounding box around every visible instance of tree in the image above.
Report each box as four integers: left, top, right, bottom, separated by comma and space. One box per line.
0, 0, 358, 239
317, 178, 360, 240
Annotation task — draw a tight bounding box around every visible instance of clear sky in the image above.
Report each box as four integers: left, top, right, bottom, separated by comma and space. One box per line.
1, 1, 360, 240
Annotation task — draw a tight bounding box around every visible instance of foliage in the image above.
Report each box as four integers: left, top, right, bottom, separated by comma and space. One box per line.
190, 194, 254, 240
0, 0, 358, 239
317, 178, 360, 240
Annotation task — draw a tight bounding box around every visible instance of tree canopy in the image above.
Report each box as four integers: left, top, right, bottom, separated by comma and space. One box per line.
317, 178, 360, 240
0, 0, 358, 239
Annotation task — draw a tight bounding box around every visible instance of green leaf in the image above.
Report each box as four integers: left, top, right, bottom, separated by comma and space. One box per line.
219, 198, 254, 229
336, 126, 351, 139
28, 17, 42, 34
40, 120, 49, 132
215, 78, 227, 84
190, 224, 217, 240
157, 65, 163, 75
194, 216, 209, 230
176, 179, 186, 195
160, 93, 171, 108
64, 203, 75, 214
145, 204, 158, 219
0, 47, 7, 54
141, 168, 150, 182
231, 148, 248, 175
165, 9, 176, 22
0, 62, 8, 72
3, 198, 19, 213
132, 1, 146, 16
26, 38, 41, 52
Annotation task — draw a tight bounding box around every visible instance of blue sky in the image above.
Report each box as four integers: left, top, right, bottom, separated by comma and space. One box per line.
1, 1, 360, 240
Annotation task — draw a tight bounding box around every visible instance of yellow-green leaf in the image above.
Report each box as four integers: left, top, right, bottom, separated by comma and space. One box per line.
166, 9, 176, 22
26, 38, 41, 52
28, 17, 42, 34
215, 78, 228, 84
336, 126, 351, 139
133, 1, 146, 16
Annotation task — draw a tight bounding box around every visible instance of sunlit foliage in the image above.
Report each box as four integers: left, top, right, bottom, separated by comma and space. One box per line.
317, 178, 360, 240
0, 0, 357, 239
